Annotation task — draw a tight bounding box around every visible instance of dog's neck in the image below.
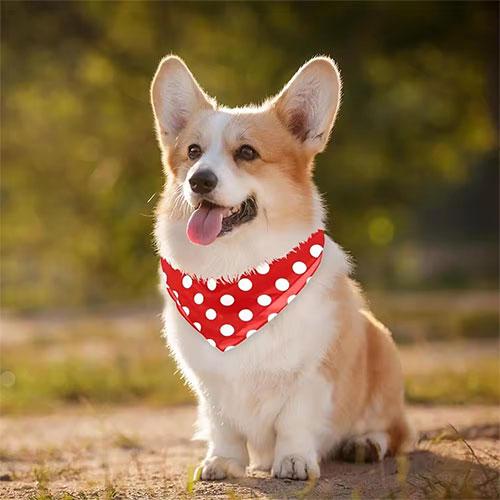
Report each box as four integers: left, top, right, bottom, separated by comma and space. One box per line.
155, 196, 325, 281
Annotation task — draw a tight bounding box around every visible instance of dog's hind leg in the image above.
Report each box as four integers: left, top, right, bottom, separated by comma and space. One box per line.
339, 431, 390, 463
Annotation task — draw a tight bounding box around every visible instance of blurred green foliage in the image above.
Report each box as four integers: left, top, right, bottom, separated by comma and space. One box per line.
1, 354, 192, 415
2, 314, 498, 414
1, 2, 498, 311
4, 353, 500, 414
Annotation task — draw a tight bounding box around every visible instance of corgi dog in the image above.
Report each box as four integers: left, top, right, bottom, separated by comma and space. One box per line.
151, 55, 412, 481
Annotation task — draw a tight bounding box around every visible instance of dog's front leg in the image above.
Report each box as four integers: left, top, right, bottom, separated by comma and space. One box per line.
198, 409, 249, 480
271, 374, 328, 480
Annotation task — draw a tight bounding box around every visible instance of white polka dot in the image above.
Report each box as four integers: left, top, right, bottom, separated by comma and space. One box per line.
256, 262, 270, 275
292, 261, 307, 274
205, 308, 217, 320
194, 293, 204, 305
310, 244, 323, 258
220, 324, 235, 336
173, 290, 179, 299
220, 294, 235, 306
306, 277, 312, 284
207, 278, 217, 291
268, 313, 278, 322
182, 275, 193, 289
238, 309, 253, 322
224, 346, 235, 352
275, 278, 289, 291
287, 294, 296, 304
182, 306, 190, 316
207, 338, 216, 348
238, 278, 253, 291
246, 330, 257, 338
194, 322, 201, 331
257, 294, 272, 307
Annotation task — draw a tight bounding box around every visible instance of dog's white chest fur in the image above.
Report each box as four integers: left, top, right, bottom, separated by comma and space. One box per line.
162, 235, 349, 457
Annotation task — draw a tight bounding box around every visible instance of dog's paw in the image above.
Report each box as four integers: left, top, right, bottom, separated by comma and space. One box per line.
272, 454, 320, 481
339, 432, 388, 463
197, 456, 246, 481
248, 462, 272, 473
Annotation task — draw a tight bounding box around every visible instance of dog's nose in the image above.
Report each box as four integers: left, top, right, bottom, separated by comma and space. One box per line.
189, 170, 218, 194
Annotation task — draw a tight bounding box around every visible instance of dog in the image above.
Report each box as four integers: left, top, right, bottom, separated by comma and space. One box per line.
151, 55, 413, 481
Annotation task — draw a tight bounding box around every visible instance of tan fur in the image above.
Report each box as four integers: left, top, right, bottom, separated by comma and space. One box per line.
321, 276, 411, 455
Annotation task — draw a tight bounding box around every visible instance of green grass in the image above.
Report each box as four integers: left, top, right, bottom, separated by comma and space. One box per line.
0, 319, 195, 414
0, 354, 193, 415
29, 463, 123, 500
370, 293, 499, 344
112, 432, 142, 450
405, 360, 500, 405
1, 314, 498, 414
1, 350, 498, 415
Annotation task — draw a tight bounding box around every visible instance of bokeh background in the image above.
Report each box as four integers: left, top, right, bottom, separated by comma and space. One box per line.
1, 2, 498, 414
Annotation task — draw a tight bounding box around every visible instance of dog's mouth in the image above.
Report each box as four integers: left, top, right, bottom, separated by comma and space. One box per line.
186, 196, 257, 246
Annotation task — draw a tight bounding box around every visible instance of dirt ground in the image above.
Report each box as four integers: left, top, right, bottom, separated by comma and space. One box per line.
0, 405, 499, 499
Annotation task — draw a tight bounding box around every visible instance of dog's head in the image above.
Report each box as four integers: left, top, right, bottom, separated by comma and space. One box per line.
151, 56, 341, 247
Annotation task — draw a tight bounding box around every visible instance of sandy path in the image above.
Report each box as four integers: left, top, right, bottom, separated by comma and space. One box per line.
1, 405, 498, 499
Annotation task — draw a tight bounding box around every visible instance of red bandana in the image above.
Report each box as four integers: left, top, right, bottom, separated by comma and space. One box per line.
160, 229, 324, 352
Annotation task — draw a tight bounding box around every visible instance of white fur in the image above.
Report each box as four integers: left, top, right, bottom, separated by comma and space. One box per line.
160, 225, 351, 476
182, 113, 252, 211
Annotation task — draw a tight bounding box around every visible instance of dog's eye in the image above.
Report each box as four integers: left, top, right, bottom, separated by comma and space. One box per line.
187, 144, 202, 161
235, 144, 259, 162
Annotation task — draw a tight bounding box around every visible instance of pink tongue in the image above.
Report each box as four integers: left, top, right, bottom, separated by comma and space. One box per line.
187, 204, 225, 245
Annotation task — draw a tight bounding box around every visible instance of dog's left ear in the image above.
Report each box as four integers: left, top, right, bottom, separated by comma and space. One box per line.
271, 57, 341, 155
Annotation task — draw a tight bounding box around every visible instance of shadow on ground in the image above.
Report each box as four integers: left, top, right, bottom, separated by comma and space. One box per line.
193, 447, 499, 499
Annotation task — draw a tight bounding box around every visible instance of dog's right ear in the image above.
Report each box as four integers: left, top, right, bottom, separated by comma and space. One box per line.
151, 56, 214, 147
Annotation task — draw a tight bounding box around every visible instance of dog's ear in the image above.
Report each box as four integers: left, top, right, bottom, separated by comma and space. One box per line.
151, 56, 214, 146
271, 57, 341, 154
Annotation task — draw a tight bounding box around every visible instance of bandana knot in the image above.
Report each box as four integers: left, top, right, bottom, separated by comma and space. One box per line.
160, 229, 324, 351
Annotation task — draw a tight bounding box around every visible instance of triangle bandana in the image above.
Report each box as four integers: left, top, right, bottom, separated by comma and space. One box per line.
160, 229, 325, 352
